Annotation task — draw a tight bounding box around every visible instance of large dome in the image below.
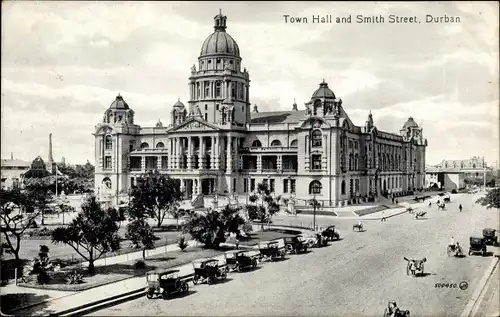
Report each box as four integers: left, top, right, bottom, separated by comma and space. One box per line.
199, 13, 240, 58
312, 80, 336, 99
403, 117, 419, 129
109, 94, 129, 110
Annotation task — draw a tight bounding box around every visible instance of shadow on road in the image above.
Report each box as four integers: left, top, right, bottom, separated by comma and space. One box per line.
1, 293, 54, 316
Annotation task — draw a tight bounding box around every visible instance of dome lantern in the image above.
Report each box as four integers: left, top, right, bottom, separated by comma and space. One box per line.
214, 9, 227, 32
312, 79, 336, 99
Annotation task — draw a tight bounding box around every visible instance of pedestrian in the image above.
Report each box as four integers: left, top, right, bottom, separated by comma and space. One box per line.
235, 238, 240, 250
392, 197, 395, 204
459, 204, 462, 212
395, 199, 399, 204
429, 202, 431, 207
381, 211, 387, 222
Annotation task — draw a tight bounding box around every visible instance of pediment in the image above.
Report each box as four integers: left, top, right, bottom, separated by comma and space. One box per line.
169, 118, 220, 132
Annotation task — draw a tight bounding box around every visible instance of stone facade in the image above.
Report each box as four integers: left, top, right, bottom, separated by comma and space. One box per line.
93, 13, 428, 207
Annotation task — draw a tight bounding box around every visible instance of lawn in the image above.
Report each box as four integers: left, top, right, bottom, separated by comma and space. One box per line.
17, 246, 227, 292
15, 229, 296, 292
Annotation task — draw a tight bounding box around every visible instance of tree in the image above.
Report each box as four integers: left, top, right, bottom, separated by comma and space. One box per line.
128, 172, 182, 228
125, 219, 156, 259
51, 195, 121, 274
183, 205, 246, 249
0, 183, 61, 268
476, 188, 500, 209
246, 182, 281, 226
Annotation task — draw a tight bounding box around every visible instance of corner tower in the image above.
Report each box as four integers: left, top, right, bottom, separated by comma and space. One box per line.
188, 11, 251, 126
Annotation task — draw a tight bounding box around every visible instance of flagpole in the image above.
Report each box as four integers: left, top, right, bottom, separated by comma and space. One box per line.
55, 164, 58, 197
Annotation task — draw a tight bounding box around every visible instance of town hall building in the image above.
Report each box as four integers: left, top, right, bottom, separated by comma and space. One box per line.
93, 12, 428, 207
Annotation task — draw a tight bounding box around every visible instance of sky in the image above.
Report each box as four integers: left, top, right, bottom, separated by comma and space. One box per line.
1, 1, 499, 166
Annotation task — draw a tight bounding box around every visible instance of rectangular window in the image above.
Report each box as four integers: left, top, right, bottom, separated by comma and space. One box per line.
270, 179, 275, 193
312, 154, 322, 170
216, 82, 221, 97
105, 156, 112, 169
216, 104, 219, 111
290, 179, 296, 193
204, 113, 208, 121
250, 178, 256, 192
243, 178, 248, 193
283, 179, 289, 193
233, 178, 236, 193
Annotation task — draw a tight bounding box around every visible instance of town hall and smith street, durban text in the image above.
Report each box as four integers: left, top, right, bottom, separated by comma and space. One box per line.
282, 14, 461, 24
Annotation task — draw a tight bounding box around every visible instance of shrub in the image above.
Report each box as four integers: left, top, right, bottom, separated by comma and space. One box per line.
134, 260, 147, 270
66, 270, 84, 284
177, 235, 188, 251
241, 223, 253, 234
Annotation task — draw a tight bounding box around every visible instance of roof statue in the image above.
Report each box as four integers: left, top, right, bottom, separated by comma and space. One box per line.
224, 60, 232, 70
191, 64, 196, 73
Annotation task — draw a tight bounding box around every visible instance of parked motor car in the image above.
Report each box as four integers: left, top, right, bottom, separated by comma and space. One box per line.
469, 237, 487, 256
258, 240, 286, 261
145, 269, 189, 299
283, 236, 308, 254
322, 225, 340, 241
192, 258, 227, 285
482, 228, 499, 246
224, 250, 260, 272
299, 233, 327, 248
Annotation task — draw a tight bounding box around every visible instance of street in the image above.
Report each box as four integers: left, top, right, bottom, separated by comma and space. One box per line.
90, 193, 499, 316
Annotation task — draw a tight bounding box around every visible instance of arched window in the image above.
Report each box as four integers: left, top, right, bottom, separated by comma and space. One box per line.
312, 130, 322, 147
102, 177, 112, 189
349, 154, 353, 171
341, 180, 346, 195
105, 135, 112, 150
156, 142, 165, 148
251, 140, 262, 147
140, 142, 149, 149
290, 139, 298, 147
309, 180, 322, 195
271, 140, 282, 147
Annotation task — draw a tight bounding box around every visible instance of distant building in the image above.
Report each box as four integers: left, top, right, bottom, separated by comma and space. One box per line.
425, 156, 491, 190
1, 155, 30, 189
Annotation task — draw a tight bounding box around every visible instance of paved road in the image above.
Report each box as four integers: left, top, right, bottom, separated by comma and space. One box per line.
90, 193, 499, 317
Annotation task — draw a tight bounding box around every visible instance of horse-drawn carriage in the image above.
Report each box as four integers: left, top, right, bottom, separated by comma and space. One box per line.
145, 269, 189, 299
383, 301, 410, 317
447, 243, 463, 257
353, 223, 364, 232
469, 237, 487, 256
192, 258, 227, 285
225, 250, 260, 272
258, 240, 286, 261
414, 210, 427, 219
404, 257, 427, 277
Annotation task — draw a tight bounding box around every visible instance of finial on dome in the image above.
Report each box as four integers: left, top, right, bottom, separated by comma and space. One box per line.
214, 10, 227, 31
292, 98, 298, 111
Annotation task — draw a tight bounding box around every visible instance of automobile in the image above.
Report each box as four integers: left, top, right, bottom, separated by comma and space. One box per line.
404, 257, 426, 277
192, 258, 227, 285
145, 269, 189, 299
321, 225, 340, 241
443, 196, 451, 203
299, 233, 327, 248
224, 250, 260, 272
258, 240, 286, 261
482, 228, 498, 246
469, 237, 487, 256
283, 236, 308, 254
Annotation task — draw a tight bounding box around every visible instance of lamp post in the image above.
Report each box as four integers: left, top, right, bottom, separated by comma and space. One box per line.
312, 194, 318, 231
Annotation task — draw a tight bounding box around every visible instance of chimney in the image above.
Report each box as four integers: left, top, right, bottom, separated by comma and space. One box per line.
48, 133, 54, 165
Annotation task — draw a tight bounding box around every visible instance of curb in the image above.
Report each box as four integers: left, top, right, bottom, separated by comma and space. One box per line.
460, 256, 500, 317
52, 273, 195, 317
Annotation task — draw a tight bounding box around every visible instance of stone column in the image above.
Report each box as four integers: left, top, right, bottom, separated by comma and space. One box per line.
199, 136, 205, 169
226, 135, 233, 173
157, 155, 162, 170
175, 137, 181, 169
141, 156, 146, 172
304, 135, 310, 170
187, 137, 193, 169
277, 155, 283, 171
211, 136, 216, 170
180, 179, 185, 195
322, 135, 328, 170
257, 155, 262, 172
234, 137, 239, 170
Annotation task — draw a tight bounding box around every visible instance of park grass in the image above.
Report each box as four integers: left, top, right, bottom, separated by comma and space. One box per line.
15, 229, 294, 292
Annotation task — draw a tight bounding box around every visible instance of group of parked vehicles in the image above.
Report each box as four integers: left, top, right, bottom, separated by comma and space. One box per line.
144, 226, 341, 300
